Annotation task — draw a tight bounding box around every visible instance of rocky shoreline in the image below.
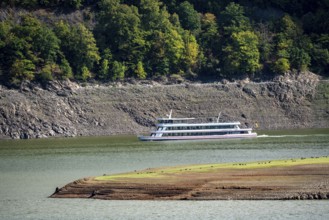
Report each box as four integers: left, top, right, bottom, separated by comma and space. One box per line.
0, 72, 328, 139
50, 157, 329, 200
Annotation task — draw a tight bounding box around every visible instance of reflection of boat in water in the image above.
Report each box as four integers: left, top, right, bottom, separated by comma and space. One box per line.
138, 110, 257, 141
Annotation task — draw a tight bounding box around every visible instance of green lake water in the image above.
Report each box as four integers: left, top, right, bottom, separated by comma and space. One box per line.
0, 129, 329, 220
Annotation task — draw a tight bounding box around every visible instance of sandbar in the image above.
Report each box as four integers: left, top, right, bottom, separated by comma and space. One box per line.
50, 156, 329, 200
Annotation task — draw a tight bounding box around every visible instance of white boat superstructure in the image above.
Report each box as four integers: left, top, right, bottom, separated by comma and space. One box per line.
138, 110, 257, 141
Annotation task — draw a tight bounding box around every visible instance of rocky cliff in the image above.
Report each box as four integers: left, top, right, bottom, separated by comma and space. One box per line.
0, 72, 328, 139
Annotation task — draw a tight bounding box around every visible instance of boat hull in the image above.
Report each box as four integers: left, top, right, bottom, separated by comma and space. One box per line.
138, 133, 257, 141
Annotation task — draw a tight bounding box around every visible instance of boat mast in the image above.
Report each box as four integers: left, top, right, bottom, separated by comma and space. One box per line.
167, 109, 172, 119
216, 112, 221, 123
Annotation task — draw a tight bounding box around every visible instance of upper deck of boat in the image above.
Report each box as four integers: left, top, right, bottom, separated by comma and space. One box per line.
156, 117, 241, 126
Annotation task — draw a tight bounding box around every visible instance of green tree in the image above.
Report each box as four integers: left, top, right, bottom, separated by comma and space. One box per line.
273, 58, 290, 74
147, 27, 186, 76
223, 31, 261, 76
111, 61, 126, 80
0, 15, 62, 83
59, 57, 73, 79
33, 27, 60, 64
10, 59, 35, 85
97, 48, 112, 80
289, 47, 311, 71
198, 13, 220, 76
277, 14, 301, 39
99, 59, 110, 80
0, 21, 13, 81
12, 15, 48, 64
39, 62, 54, 81
140, 0, 192, 76
199, 13, 219, 51
182, 31, 199, 70
139, 0, 169, 31
95, 0, 145, 76
177, 1, 201, 35
310, 34, 329, 75
76, 24, 101, 71
81, 66, 91, 81
135, 61, 147, 79
219, 2, 251, 36
55, 21, 100, 79
256, 22, 274, 64
272, 15, 312, 73
219, 3, 259, 78
64, 0, 83, 9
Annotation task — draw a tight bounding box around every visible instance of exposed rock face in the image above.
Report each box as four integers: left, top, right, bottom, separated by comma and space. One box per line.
0, 72, 328, 139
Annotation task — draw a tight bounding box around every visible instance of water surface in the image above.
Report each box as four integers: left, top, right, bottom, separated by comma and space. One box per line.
0, 129, 329, 219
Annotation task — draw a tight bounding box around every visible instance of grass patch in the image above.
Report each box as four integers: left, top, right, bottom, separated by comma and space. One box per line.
95, 156, 329, 181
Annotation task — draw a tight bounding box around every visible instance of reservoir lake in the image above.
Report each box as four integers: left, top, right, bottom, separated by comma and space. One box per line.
1, 129, 329, 220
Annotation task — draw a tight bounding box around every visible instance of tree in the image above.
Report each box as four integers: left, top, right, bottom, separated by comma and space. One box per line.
97, 48, 112, 80
135, 61, 147, 79
39, 62, 55, 81
32, 27, 60, 64
95, 0, 145, 76
310, 34, 329, 75
59, 57, 73, 79
198, 13, 220, 76
0, 21, 13, 82
10, 15, 62, 82
140, 0, 195, 76
111, 61, 126, 81
272, 15, 312, 73
219, 2, 251, 36
76, 24, 100, 72
147, 26, 186, 76
10, 59, 35, 85
277, 14, 301, 40
219, 3, 259, 78
256, 22, 274, 64
199, 13, 219, 51
139, 0, 169, 31
98, 59, 110, 80
81, 66, 91, 81
177, 1, 201, 36
289, 47, 311, 71
64, 0, 83, 9
222, 31, 261, 76
0, 15, 62, 83
55, 21, 100, 79
273, 58, 290, 74
182, 31, 199, 70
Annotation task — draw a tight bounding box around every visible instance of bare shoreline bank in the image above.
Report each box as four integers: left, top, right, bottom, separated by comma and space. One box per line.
0, 72, 328, 139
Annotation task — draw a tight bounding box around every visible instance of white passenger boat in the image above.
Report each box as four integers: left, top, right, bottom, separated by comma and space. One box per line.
138, 110, 257, 141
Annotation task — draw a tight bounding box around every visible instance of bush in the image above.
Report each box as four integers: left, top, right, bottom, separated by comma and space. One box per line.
169, 74, 185, 84
273, 58, 290, 74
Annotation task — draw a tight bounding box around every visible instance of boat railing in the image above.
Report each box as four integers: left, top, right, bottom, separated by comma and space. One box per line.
157, 117, 238, 124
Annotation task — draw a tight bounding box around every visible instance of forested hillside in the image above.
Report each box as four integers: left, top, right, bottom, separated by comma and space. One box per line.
0, 0, 328, 87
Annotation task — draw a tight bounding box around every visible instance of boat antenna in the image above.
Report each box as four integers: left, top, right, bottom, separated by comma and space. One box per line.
167, 109, 172, 119
216, 112, 221, 123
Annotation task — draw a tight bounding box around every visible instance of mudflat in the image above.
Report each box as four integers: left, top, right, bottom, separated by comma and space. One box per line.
50, 157, 329, 200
